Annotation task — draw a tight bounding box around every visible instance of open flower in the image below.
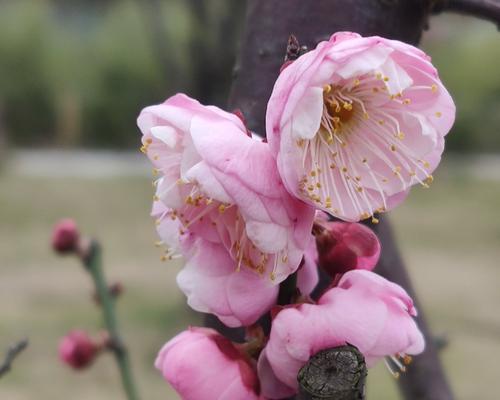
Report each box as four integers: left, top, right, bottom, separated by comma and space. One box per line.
260, 270, 424, 394
155, 327, 262, 400
316, 221, 380, 277
267, 32, 455, 222
138, 94, 315, 326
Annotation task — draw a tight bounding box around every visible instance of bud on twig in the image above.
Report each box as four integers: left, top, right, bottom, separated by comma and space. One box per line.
93, 282, 124, 305
52, 219, 80, 254
59, 330, 100, 370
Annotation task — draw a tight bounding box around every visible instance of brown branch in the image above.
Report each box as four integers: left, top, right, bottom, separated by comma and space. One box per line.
0, 339, 28, 379
225, 1, 454, 399
434, 0, 500, 28
298, 346, 367, 400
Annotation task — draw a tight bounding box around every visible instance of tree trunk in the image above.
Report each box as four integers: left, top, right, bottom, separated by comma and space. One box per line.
220, 1, 454, 399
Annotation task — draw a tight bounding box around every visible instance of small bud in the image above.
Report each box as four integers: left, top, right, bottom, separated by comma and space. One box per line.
58, 330, 99, 370
51, 219, 79, 254
93, 282, 124, 305
316, 222, 381, 278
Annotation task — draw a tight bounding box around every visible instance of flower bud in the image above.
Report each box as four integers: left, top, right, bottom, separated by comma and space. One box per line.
58, 330, 98, 370
316, 222, 380, 278
52, 219, 79, 254
155, 327, 261, 399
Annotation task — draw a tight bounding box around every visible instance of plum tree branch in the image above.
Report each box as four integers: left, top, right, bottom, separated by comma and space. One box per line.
434, 0, 500, 28
0, 339, 28, 379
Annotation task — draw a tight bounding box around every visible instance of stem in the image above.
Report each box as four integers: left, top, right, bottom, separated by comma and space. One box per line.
297, 345, 367, 400
85, 241, 139, 400
0, 339, 28, 379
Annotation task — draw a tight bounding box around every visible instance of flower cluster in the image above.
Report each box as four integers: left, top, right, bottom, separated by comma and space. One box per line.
138, 32, 454, 399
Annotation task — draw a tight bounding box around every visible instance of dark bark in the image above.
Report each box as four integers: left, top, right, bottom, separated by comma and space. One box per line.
0, 339, 28, 379
433, 0, 500, 28
223, 1, 453, 399
297, 346, 367, 400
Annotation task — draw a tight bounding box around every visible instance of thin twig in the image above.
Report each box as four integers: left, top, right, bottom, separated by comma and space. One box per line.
84, 241, 139, 400
434, 0, 500, 28
0, 339, 28, 379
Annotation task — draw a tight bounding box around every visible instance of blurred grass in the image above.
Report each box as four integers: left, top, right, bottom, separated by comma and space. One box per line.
0, 162, 499, 399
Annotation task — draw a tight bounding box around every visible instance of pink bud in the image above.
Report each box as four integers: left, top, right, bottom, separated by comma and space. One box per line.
52, 219, 79, 254
58, 330, 98, 370
316, 222, 380, 277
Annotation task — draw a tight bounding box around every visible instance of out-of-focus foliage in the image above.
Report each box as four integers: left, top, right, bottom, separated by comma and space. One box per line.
0, 2, 498, 151
0, 0, 243, 148
422, 15, 500, 153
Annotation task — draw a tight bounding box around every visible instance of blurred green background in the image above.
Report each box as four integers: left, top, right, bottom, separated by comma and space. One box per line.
1, 1, 499, 399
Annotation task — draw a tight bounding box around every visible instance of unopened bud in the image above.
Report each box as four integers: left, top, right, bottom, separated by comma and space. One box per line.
51, 219, 79, 254
58, 330, 99, 370
316, 222, 381, 278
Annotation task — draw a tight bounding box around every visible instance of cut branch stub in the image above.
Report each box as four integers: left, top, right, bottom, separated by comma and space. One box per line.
297, 345, 367, 400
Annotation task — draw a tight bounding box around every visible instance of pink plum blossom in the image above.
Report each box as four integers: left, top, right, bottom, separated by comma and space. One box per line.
59, 330, 98, 370
267, 32, 455, 222
155, 327, 262, 400
260, 270, 424, 394
138, 94, 315, 326
316, 221, 380, 277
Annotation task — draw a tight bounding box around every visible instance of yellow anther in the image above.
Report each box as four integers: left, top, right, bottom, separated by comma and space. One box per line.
403, 355, 413, 365
218, 204, 226, 213
152, 168, 159, 176
403, 98, 411, 105
425, 175, 434, 184
397, 131, 405, 140
323, 84, 332, 94
205, 198, 213, 205
435, 111, 442, 118
431, 84, 438, 93
153, 154, 159, 160
342, 167, 348, 173
307, 185, 314, 191
310, 170, 316, 177
356, 187, 363, 192
140, 145, 148, 154
316, 182, 322, 188
353, 79, 360, 86
378, 120, 385, 125
281, 255, 288, 263
153, 195, 159, 201
383, 76, 389, 82
371, 217, 379, 224
376, 73, 382, 80
363, 112, 370, 119
154, 241, 163, 247
296, 139, 305, 147
145, 138, 153, 144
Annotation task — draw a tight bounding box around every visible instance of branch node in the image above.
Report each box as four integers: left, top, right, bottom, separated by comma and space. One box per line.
298, 345, 367, 400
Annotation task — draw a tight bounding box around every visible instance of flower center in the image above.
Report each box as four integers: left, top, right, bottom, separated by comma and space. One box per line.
323, 86, 356, 132
296, 74, 436, 222
155, 180, 286, 280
